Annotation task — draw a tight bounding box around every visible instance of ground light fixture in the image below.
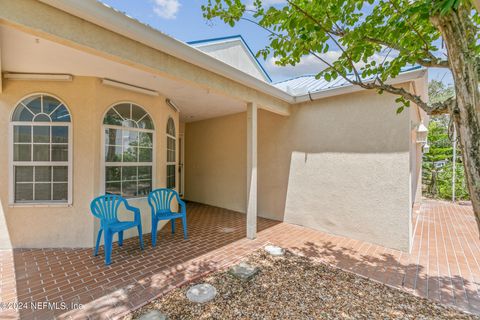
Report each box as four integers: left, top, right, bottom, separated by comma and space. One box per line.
423, 143, 430, 153
416, 122, 428, 144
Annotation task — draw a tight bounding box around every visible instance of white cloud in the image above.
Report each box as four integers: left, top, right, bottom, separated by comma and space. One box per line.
153, 0, 180, 19
266, 50, 395, 81
265, 52, 339, 80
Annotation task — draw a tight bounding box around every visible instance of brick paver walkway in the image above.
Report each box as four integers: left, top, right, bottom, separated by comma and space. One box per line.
0, 200, 479, 319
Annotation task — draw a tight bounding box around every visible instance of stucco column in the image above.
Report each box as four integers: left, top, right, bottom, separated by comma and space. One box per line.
246, 102, 257, 239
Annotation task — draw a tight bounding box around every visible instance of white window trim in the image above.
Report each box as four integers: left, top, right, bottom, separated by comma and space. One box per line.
8, 94, 73, 206
100, 102, 156, 198
166, 118, 176, 190
178, 133, 185, 197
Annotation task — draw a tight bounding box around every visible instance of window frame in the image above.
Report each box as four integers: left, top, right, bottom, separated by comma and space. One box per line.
8, 93, 73, 206
166, 117, 176, 190
100, 102, 156, 199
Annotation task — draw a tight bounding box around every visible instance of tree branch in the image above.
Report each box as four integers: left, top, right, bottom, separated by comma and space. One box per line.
428, 97, 454, 115
286, 0, 364, 82
232, 2, 451, 115
239, 16, 352, 86
388, 0, 432, 54
248, 0, 449, 68
348, 77, 452, 115
332, 30, 449, 68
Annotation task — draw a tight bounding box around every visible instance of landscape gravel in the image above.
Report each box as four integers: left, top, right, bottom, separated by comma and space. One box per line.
126, 250, 479, 320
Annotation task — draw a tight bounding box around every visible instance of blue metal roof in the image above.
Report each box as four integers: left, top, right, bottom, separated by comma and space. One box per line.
187, 35, 272, 82
273, 66, 423, 95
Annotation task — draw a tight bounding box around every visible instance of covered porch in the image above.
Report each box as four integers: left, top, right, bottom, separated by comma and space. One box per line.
1, 200, 480, 319
1, 203, 280, 320
0, 10, 286, 249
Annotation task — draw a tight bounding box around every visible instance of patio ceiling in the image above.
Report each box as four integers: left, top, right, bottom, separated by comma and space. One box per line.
0, 25, 246, 122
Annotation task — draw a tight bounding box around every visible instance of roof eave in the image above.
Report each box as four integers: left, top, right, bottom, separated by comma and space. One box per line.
37, 0, 291, 102
36, 0, 427, 106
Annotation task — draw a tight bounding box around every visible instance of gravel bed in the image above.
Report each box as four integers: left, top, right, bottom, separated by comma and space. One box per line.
126, 250, 479, 320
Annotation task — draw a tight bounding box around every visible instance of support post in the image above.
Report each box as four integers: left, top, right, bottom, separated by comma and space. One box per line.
452, 124, 457, 202
246, 102, 257, 239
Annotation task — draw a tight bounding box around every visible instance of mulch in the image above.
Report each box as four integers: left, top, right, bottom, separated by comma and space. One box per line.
126, 249, 479, 319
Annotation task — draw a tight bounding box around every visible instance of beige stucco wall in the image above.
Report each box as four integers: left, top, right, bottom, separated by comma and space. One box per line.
185, 113, 246, 213
0, 76, 177, 248
261, 90, 412, 251
185, 88, 414, 251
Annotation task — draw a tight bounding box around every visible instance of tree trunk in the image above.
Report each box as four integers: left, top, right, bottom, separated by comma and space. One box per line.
431, 7, 480, 228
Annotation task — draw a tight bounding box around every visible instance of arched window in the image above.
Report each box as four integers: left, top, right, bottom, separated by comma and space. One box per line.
11, 94, 72, 204
103, 103, 155, 198
166, 117, 176, 189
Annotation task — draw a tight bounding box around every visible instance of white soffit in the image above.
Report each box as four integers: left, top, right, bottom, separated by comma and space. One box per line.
0, 25, 245, 122
36, 0, 292, 103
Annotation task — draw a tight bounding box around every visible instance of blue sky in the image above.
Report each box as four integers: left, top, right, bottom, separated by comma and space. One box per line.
100, 0, 453, 84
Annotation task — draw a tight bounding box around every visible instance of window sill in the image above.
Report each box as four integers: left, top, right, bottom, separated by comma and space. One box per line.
125, 197, 148, 202
9, 203, 72, 208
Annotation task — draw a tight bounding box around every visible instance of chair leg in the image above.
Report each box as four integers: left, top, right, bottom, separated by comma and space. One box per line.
118, 231, 124, 247
182, 216, 188, 239
94, 229, 103, 256
137, 223, 144, 250
171, 219, 176, 234
104, 230, 113, 265
151, 219, 159, 247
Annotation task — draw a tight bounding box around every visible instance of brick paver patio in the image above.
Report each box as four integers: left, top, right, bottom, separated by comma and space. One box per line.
0, 200, 479, 319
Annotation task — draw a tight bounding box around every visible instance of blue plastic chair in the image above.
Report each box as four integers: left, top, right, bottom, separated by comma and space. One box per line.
148, 188, 188, 247
90, 195, 144, 265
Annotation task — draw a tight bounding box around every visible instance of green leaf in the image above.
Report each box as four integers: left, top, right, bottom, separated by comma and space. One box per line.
200, 0, 464, 121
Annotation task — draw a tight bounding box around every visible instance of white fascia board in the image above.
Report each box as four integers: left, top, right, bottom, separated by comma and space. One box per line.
190, 38, 242, 48
293, 68, 428, 103
37, 0, 292, 103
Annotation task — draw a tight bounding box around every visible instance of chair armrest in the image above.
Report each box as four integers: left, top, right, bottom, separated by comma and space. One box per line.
147, 197, 156, 219
124, 200, 141, 223
176, 194, 187, 214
